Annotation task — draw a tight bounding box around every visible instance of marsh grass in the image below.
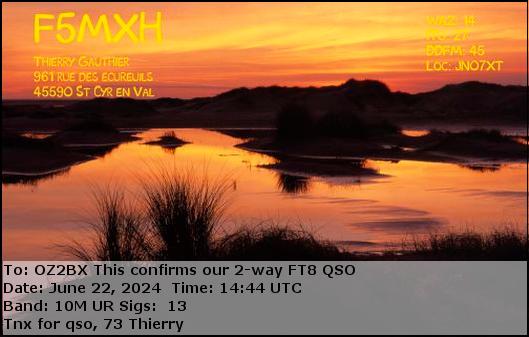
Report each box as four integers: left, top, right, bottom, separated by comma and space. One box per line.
141, 167, 230, 259
64, 187, 154, 261
64, 169, 527, 261
63, 168, 347, 260
405, 228, 528, 260
214, 224, 344, 260
159, 131, 179, 141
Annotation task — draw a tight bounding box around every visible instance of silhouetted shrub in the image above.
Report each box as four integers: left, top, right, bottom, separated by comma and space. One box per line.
318, 109, 401, 139
318, 109, 368, 138
275, 105, 400, 141
276, 103, 315, 140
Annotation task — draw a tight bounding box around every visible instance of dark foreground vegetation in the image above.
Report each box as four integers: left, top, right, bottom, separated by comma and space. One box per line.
63, 169, 527, 261
405, 228, 528, 260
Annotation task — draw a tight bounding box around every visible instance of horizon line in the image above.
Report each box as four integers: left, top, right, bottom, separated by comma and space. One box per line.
2, 78, 527, 102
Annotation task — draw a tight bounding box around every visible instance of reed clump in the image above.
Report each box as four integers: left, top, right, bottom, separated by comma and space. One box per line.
64, 170, 527, 261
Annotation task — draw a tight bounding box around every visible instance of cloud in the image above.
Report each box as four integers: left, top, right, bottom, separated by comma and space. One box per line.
2, 2, 527, 98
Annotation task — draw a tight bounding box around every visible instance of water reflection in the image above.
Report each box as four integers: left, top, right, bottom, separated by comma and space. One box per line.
2, 168, 70, 186
261, 156, 380, 178
20, 132, 53, 139
71, 144, 122, 158
2, 128, 526, 259
350, 217, 443, 233
276, 173, 311, 194
402, 129, 430, 137
458, 163, 502, 172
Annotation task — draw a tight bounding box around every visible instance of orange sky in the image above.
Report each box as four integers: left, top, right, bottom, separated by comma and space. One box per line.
2, 2, 527, 99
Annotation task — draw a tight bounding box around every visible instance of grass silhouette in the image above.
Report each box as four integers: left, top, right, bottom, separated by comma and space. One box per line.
66, 187, 154, 261
141, 168, 229, 259
64, 169, 527, 261
406, 228, 528, 260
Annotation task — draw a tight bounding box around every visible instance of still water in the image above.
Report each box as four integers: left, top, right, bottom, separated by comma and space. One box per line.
2, 129, 526, 259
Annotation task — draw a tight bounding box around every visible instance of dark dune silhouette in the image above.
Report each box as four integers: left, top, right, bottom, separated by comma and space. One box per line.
68, 98, 157, 116
50, 118, 138, 146
3, 79, 526, 129
149, 79, 526, 125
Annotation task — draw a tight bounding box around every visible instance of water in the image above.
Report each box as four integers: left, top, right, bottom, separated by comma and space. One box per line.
2, 129, 526, 259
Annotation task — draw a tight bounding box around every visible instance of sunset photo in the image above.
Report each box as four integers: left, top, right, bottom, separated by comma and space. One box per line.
2, 1, 527, 261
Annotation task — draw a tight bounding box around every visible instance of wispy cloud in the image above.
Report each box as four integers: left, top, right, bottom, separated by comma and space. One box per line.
2, 2, 526, 98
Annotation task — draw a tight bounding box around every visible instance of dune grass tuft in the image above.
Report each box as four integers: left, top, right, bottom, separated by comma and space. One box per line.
141, 168, 230, 259
63, 170, 527, 261
64, 187, 154, 261
406, 228, 527, 260
214, 224, 344, 260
